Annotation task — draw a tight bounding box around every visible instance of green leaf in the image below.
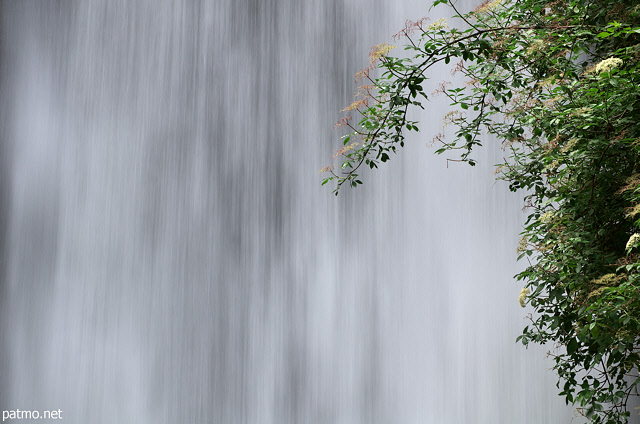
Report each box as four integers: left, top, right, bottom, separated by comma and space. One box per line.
567, 338, 579, 355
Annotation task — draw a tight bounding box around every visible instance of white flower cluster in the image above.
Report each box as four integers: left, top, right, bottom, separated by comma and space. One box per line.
516, 236, 528, 254
626, 233, 640, 251
476, 0, 501, 14
539, 211, 555, 224
593, 57, 623, 74
427, 18, 448, 31
526, 39, 544, 55
519, 288, 530, 308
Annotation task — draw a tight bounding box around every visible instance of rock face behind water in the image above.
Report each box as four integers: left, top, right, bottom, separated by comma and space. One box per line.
0, 1, 571, 423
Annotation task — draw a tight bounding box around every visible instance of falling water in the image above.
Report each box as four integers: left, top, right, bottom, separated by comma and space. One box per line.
1, 0, 575, 423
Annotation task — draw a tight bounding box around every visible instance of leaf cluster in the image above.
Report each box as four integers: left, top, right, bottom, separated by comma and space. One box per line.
326, 0, 640, 421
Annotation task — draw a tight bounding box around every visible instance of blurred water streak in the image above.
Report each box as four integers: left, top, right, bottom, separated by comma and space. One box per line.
0, 1, 572, 423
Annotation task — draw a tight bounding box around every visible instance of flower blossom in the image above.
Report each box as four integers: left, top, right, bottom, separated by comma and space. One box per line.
526, 39, 544, 55
626, 233, 640, 251
474, 0, 501, 14
427, 18, 448, 31
332, 141, 359, 158
593, 57, 623, 74
538, 211, 555, 224
519, 288, 530, 308
516, 236, 528, 254
369, 43, 396, 65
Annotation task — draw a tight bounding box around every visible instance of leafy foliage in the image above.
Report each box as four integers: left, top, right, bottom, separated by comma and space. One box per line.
326, 0, 640, 422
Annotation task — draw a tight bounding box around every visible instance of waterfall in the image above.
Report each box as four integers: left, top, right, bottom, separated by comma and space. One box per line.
0, 0, 573, 422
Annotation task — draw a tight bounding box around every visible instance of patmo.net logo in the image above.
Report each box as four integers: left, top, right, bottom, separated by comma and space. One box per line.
2, 409, 63, 421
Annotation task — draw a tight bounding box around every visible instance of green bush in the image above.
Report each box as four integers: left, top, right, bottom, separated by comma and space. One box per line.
325, 1, 640, 422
